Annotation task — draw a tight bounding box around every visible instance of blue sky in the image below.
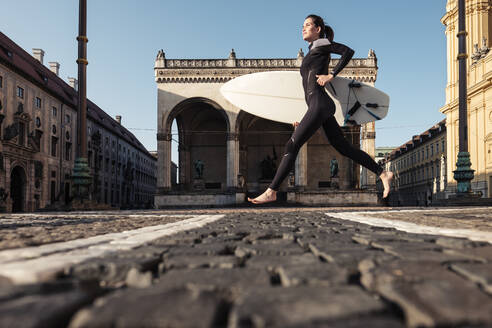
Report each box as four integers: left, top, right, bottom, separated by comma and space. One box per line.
1, 1, 447, 157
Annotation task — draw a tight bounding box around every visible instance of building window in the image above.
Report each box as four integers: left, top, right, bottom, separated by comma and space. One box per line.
35, 117, 41, 128
65, 114, 70, 123
442, 140, 445, 153
65, 142, 72, 161
17, 87, 24, 99
52, 107, 57, 117
431, 144, 434, 157
51, 180, 56, 203
35, 97, 41, 108
0, 75, 3, 88
51, 136, 58, 157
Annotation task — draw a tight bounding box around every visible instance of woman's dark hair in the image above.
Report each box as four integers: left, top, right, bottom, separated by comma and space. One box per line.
306, 14, 334, 42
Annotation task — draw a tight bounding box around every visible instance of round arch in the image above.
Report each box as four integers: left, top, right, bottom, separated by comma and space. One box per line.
164, 97, 231, 133
164, 97, 230, 191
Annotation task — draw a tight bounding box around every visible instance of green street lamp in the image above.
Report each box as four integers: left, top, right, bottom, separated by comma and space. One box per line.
72, 0, 92, 201
453, 0, 475, 194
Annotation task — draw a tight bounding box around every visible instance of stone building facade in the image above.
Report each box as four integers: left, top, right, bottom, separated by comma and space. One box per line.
154, 48, 380, 206
440, 0, 492, 197
379, 120, 447, 206
0, 32, 156, 212
375, 147, 395, 164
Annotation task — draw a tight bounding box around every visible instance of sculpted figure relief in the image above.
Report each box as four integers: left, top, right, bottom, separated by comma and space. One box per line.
194, 159, 204, 179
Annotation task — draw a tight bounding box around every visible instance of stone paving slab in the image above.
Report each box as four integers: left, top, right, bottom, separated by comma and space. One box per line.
68, 286, 229, 328
0, 213, 196, 250
0, 207, 491, 327
230, 285, 387, 327
450, 262, 492, 295
0, 280, 103, 328
443, 245, 492, 262
360, 259, 492, 328
0, 214, 224, 284
330, 208, 492, 242
366, 209, 492, 231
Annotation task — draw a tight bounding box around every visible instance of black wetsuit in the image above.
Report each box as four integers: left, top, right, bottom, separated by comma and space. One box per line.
269, 38, 383, 191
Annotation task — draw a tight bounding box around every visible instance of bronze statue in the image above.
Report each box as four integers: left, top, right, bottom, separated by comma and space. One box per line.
330, 157, 339, 178
194, 159, 204, 179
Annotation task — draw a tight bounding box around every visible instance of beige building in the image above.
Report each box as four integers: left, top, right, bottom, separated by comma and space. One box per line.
0, 32, 156, 212
379, 120, 447, 206
440, 0, 492, 197
375, 147, 395, 164
154, 48, 381, 206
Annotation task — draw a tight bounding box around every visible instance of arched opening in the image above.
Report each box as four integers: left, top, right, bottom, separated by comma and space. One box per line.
171, 119, 179, 186
167, 98, 229, 192
307, 126, 360, 190
10, 166, 26, 213
237, 111, 292, 194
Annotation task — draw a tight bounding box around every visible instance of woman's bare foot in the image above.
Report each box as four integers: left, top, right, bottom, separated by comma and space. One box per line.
379, 171, 394, 199
248, 188, 277, 204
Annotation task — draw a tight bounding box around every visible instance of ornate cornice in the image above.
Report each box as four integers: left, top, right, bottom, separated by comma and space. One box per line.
442, 1, 491, 25
155, 56, 378, 83
164, 58, 299, 68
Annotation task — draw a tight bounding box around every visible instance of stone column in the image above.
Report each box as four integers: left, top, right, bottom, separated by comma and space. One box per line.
226, 132, 239, 190
156, 132, 172, 193
440, 154, 447, 192
295, 144, 307, 190
360, 122, 376, 188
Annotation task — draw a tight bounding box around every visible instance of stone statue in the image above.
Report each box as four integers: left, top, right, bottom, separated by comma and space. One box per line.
237, 174, 245, 189
194, 159, 204, 179
156, 49, 165, 60
330, 158, 339, 178
481, 37, 490, 57
472, 44, 481, 62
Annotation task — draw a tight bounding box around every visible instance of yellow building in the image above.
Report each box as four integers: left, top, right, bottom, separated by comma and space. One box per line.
440, 0, 492, 197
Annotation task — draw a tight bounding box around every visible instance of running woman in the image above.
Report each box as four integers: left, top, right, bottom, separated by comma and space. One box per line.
248, 14, 393, 204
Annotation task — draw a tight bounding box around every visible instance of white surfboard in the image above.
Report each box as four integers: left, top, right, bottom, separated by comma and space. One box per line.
220, 71, 389, 126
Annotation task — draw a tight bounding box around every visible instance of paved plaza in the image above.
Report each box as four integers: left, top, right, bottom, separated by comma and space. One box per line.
0, 207, 491, 327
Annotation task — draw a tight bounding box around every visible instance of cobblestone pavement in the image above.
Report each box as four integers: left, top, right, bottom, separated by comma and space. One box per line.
0, 207, 491, 327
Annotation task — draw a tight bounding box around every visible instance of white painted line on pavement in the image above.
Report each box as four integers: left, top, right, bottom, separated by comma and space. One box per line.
327, 211, 492, 244
0, 214, 225, 285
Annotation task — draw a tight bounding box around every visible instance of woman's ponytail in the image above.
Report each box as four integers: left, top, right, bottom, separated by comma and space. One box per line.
305, 15, 335, 41
325, 25, 334, 42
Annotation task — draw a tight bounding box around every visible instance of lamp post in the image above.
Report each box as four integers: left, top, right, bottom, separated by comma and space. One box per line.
453, 0, 475, 194
72, 0, 92, 201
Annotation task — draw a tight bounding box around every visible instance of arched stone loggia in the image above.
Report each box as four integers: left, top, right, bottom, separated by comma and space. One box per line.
155, 49, 379, 206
